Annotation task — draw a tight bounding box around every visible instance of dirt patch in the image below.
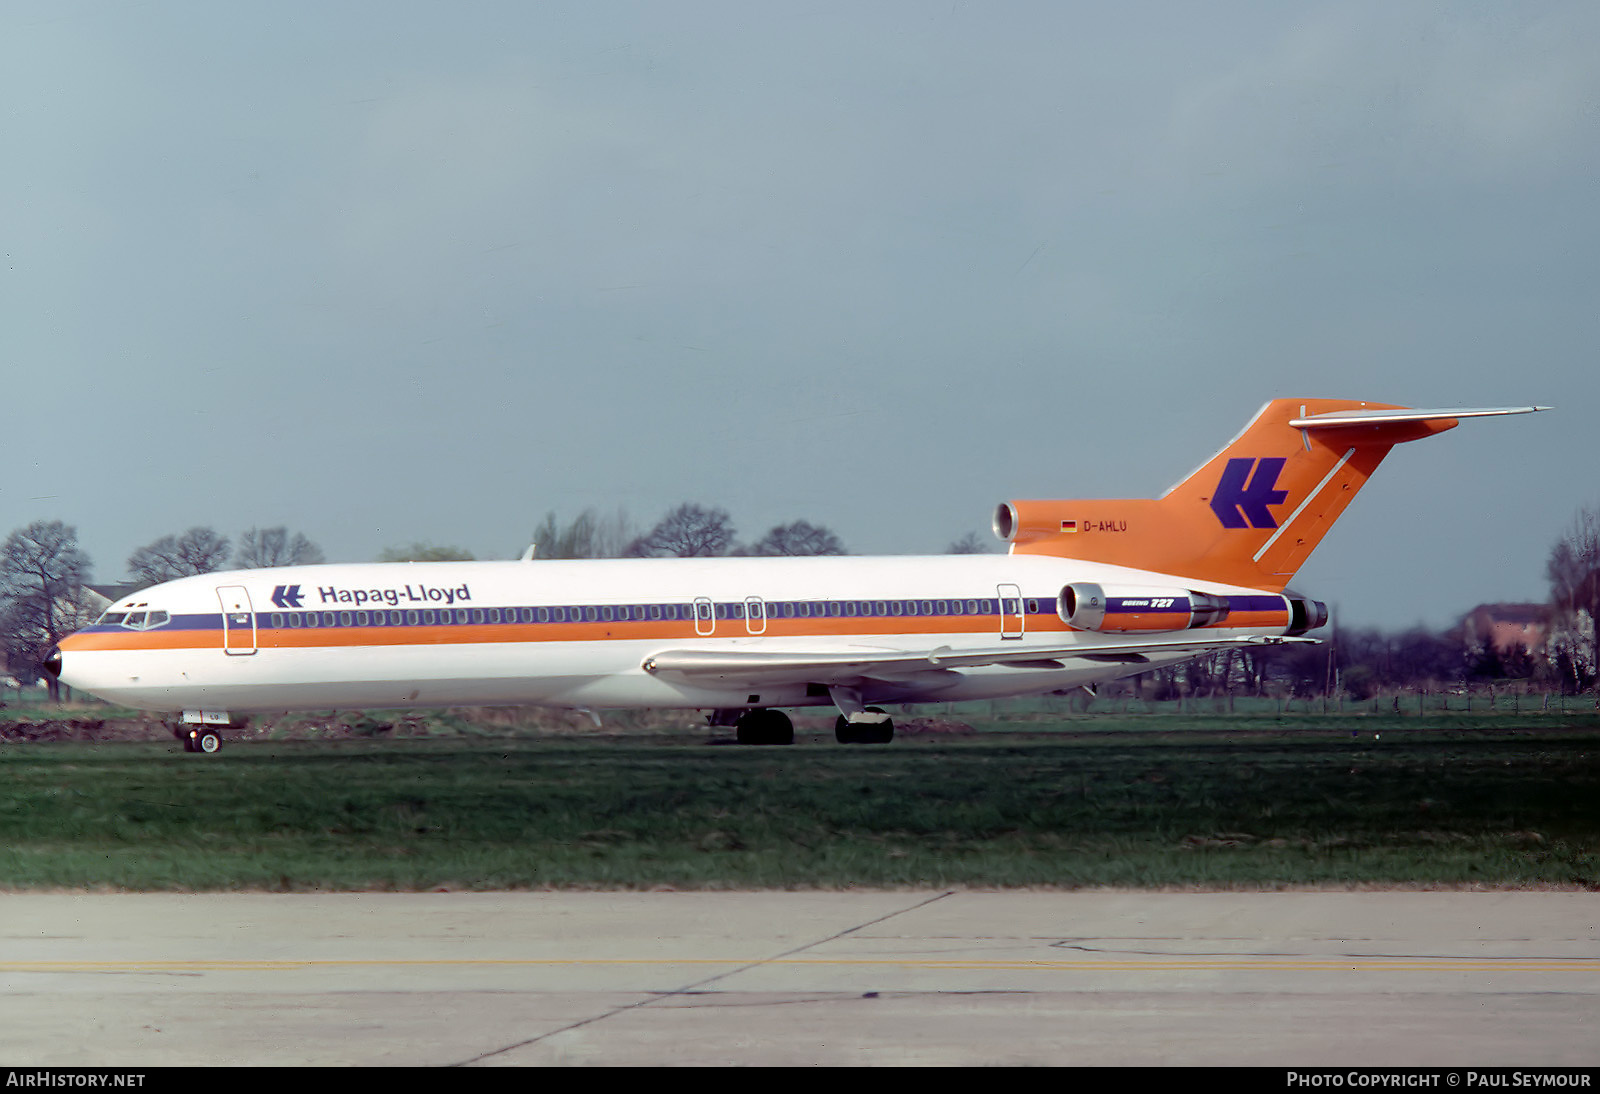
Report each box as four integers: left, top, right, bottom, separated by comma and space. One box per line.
0, 717, 168, 743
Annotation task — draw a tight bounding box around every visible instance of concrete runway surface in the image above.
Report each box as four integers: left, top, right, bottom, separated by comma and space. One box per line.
1, 890, 1596, 1067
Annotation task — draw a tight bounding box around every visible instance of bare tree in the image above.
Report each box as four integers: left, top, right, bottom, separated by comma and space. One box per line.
945, 531, 995, 554
624, 504, 735, 558
745, 520, 846, 556
377, 542, 475, 562
0, 521, 92, 700
528, 508, 637, 559
1547, 505, 1600, 692
235, 527, 325, 569
127, 527, 232, 588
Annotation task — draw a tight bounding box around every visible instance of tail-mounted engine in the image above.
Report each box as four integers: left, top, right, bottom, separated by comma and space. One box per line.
1058, 582, 1330, 636
1058, 583, 1231, 632
1286, 595, 1329, 636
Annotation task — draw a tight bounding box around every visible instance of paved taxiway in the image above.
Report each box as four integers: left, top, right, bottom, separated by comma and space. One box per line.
2, 890, 1596, 1066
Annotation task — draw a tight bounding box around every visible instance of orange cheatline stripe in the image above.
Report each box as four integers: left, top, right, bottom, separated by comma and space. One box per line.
59, 616, 1077, 653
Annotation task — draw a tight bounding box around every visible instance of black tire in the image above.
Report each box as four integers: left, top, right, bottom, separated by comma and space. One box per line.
765, 709, 794, 746
838, 708, 894, 744
194, 729, 222, 754
736, 709, 793, 746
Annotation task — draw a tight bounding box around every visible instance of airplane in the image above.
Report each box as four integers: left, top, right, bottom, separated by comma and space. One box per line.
46, 398, 1546, 752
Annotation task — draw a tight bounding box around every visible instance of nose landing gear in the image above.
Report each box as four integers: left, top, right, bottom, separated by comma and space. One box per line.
173, 718, 227, 754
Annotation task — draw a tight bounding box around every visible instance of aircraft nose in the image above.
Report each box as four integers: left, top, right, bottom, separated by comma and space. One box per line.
42, 648, 62, 679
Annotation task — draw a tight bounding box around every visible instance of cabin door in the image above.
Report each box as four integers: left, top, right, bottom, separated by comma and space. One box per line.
997, 584, 1024, 640
217, 585, 258, 655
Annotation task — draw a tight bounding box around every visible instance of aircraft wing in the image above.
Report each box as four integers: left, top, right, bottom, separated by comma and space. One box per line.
641, 634, 1313, 688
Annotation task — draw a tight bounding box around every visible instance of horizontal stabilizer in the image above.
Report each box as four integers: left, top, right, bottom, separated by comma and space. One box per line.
1289, 406, 1550, 428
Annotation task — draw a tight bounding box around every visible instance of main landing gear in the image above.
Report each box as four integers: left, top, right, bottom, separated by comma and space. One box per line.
732, 708, 794, 746
835, 706, 894, 745
713, 706, 895, 745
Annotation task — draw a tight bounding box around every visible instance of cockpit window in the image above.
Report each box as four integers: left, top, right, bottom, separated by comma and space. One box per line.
99, 612, 127, 626
115, 609, 170, 631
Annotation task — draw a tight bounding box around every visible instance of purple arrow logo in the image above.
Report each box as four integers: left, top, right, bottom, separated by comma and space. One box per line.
1209, 458, 1288, 529
270, 584, 304, 609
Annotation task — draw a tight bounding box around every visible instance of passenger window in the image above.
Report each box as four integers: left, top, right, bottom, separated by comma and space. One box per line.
422, 610, 436, 625
339, 611, 352, 626
1027, 599, 1039, 614
322, 612, 336, 627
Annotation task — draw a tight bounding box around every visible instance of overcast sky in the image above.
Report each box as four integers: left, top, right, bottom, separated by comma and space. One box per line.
3, 1, 1594, 629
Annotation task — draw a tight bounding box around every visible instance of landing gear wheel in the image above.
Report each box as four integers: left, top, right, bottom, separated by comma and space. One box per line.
834, 715, 859, 744
836, 707, 893, 744
866, 708, 894, 744
735, 709, 794, 746
194, 729, 222, 754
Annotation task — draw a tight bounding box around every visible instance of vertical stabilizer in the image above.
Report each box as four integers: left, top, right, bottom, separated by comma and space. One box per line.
996, 399, 1546, 590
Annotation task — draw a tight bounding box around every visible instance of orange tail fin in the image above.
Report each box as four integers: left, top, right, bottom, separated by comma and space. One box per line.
996, 399, 1547, 590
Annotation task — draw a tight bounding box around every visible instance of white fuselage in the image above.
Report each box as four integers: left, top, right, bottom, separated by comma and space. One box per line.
56, 553, 1297, 715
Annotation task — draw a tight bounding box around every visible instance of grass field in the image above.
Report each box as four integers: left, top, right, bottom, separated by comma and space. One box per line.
2, 713, 1597, 890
